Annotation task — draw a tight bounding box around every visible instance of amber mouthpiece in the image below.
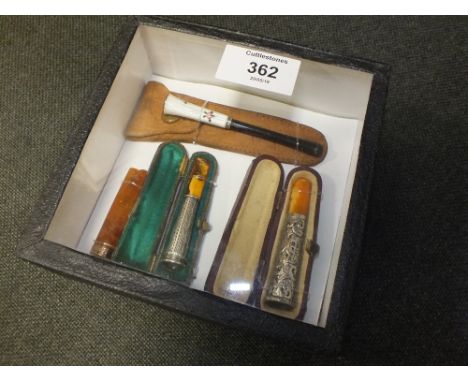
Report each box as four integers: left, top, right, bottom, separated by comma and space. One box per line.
265, 176, 312, 310
91, 168, 147, 258
288, 177, 311, 215
188, 158, 210, 199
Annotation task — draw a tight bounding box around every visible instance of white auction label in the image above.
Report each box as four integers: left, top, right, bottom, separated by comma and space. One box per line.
215, 44, 301, 96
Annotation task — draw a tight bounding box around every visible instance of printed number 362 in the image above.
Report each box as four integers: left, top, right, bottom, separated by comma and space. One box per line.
247, 62, 278, 78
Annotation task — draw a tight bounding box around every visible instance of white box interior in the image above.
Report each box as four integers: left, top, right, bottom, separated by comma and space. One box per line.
45, 25, 374, 328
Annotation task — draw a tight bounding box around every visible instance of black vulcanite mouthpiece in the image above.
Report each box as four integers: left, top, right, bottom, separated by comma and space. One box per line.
229, 119, 323, 158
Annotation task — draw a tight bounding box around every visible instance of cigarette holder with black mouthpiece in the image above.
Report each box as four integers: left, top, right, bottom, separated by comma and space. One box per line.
164, 94, 324, 158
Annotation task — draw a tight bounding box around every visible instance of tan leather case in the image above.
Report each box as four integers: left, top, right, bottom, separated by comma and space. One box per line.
126, 82, 327, 166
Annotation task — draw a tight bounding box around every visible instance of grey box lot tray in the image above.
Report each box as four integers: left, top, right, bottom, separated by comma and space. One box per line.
16, 16, 390, 352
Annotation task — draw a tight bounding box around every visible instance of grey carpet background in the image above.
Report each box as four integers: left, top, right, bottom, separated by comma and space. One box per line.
0, 16, 467, 365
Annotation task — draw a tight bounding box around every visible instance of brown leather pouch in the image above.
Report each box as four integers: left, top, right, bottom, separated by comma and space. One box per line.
126, 81, 327, 166
204, 156, 322, 320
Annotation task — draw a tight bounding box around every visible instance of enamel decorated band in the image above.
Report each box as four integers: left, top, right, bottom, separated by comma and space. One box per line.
164, 94, 231, 129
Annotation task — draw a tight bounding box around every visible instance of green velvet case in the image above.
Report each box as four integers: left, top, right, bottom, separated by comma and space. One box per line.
153, 152, 218, 284
112, 142, 188, 271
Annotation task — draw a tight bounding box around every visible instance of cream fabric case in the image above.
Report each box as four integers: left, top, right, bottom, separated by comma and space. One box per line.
205, 156, 322, 320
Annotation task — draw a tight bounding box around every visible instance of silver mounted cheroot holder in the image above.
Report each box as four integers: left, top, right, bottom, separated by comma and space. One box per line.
161, 195, 199, 269
160, 157, 210, 271
265, 213, 307, 309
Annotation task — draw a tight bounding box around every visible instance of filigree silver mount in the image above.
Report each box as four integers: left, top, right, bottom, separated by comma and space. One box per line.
265, 213, 306, 309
